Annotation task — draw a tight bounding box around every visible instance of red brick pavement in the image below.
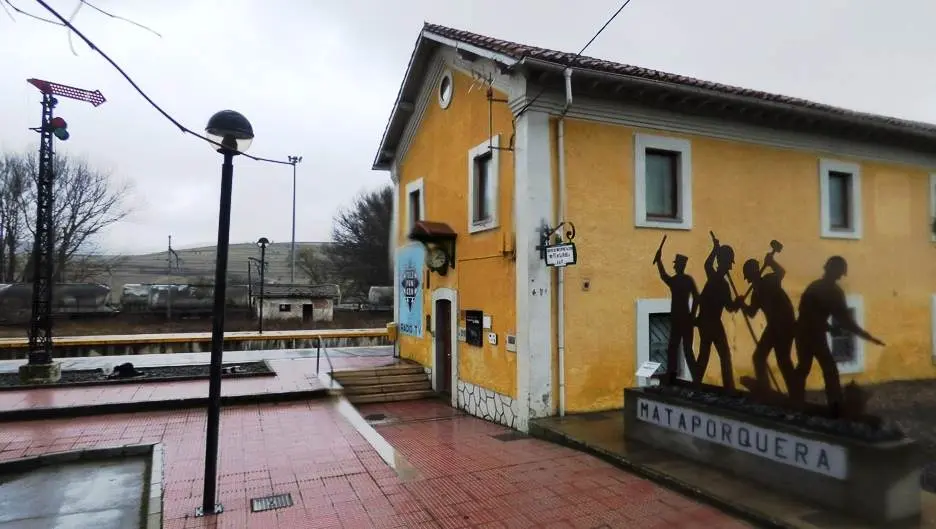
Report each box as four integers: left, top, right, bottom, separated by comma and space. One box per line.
0, 397, 748, 528
0, 356, 391, 414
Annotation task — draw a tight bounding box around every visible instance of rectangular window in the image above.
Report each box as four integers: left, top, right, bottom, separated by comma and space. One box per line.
645, 149, 679, 219
648, 313, 689, 381
930, 173, 936, 243
467, 136, 500, 233
279, 303, 291, 312
635, 134, 692, 230
819, 159, 862, 239
473, 152, 493, 222
827, 171, 853, 230
409, 189, 422, 226
829, 307, 857, 364
827, 295, 865, 374
404, 178, 425, 234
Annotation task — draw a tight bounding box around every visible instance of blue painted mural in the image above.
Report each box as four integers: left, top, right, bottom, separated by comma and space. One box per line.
397, 243, 425, 337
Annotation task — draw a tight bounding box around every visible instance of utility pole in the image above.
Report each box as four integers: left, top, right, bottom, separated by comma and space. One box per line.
166, 235, 173, 320
287, 156, 302, 285
21, 78, 104, 384
256, 238, 269, 334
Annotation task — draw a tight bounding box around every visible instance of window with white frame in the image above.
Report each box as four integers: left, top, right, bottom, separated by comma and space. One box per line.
929, 173, 935, 242
635, 298, 691, 387
828, 294, 864, 375
819, 159, 862, 239
467, 136, 500, 233
931, 294, 936, 360
405, 178, 425, 234
634, 134, 693, 230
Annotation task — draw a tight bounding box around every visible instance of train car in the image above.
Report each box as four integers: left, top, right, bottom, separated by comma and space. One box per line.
0, 283, 118, 324
120, 283, 250, 319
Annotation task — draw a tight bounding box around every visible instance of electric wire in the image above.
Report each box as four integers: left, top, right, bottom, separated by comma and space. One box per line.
515, 0, 635, 118
28, 0, 293, 166
78, 0, 162, 37
3, 0, 61, 25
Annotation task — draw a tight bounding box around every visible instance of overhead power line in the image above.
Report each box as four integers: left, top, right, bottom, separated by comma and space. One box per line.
28, 0, 293, 166
515, 0, 636, 118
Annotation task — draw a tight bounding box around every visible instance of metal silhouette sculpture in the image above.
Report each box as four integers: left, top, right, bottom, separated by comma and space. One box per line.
793, 256, 885, 417
653, 236, 700, 384
650, 234, 886, 420
735, 240, 796, 400
693, 232, 741, 390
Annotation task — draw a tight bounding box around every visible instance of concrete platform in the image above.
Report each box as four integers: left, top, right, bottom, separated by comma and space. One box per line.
530, 411, 936, 529
0, 445, 160, 529
0, 328, 391, 360
0, 347, 396, 422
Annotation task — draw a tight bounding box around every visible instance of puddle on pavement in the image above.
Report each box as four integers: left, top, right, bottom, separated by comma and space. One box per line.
334, 399, 419, 480
0, 456, 147, 529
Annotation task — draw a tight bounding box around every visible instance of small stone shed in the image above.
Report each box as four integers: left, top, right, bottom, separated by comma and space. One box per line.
253, 284, 340, 322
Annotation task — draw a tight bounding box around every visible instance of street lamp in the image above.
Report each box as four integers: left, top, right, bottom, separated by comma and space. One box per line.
198, 109, 253, 518
287, 156, 302, 285
256, 237, 269, 334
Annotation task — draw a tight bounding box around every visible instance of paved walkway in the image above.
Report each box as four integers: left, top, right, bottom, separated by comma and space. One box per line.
0, 347, 395, 415
0, 398, 746, 528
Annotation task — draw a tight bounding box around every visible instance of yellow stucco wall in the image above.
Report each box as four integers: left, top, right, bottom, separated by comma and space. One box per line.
395, 68, 518, 398
560, 118, 936, 412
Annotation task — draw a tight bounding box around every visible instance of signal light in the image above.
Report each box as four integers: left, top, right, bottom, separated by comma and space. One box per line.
48, 117, 69, 141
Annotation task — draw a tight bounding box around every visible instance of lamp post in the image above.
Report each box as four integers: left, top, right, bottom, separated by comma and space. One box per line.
198, 109, 254, 518
256, 237, 269, 334
287, 156, 301, 285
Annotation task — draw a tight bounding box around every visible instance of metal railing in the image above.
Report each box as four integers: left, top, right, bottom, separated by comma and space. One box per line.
313, 337, 334, 377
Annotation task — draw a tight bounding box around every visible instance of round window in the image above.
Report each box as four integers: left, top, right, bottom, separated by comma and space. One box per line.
438, 72, 453, 109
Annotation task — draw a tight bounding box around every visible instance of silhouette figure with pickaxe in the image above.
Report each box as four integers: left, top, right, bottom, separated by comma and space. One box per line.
735, 240, 796, 399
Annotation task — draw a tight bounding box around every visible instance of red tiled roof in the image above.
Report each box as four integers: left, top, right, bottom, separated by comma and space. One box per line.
373, 22, 936, 170
422, 22, 936, 135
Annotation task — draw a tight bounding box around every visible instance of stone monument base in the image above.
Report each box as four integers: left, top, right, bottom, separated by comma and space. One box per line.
624, 387, 921, 526
19, 362, 62, 384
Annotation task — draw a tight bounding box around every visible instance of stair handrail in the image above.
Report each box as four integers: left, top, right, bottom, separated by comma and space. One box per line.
314, 338, 335, 377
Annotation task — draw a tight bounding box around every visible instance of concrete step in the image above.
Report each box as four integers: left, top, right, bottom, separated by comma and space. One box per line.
343, 381, 432, 395
335, 373, 429, 387
347, 389, 436, 404
333, 364, 425, 380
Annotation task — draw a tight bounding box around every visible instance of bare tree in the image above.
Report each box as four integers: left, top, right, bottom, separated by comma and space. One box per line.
328, 185, 393, 296
297, 244, 338, 285
0, 154, 28, 282
14, 152, 131, 282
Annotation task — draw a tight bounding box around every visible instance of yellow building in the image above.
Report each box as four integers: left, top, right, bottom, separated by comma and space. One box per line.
373, 23, 936, 432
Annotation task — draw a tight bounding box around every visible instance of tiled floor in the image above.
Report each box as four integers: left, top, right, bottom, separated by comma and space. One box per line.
0, 351, 396, 414
0, 398, 747, 528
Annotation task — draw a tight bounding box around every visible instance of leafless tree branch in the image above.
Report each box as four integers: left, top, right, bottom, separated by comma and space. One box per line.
10, 151, 132, 282
3, 0, 62, 25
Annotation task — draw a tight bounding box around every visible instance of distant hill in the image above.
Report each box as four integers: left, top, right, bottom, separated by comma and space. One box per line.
75, 241, 334, 300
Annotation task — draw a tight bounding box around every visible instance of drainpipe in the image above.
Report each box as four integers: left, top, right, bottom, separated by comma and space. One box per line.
558, 67, 572, 417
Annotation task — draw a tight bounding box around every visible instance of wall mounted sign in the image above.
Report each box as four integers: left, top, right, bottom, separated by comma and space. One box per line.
465, 310, 483, 347
545, 243, 577, 267
396, 244, 425, 337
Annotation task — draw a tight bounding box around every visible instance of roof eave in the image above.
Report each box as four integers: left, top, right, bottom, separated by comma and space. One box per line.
372, 33, 436, 172
520, 57, 936, 146
372, 28, 522, 172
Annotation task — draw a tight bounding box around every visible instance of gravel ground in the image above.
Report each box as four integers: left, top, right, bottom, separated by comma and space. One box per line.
860, 379, 936, 491
0, 361, 273, 389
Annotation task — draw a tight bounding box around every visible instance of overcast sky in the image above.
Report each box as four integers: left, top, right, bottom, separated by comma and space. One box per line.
2, 0, 935, 256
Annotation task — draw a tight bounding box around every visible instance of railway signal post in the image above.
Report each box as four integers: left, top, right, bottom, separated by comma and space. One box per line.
19, 78, 105, 384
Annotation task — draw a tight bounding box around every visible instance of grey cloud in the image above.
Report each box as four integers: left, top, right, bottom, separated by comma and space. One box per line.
2, 0, 934, 255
